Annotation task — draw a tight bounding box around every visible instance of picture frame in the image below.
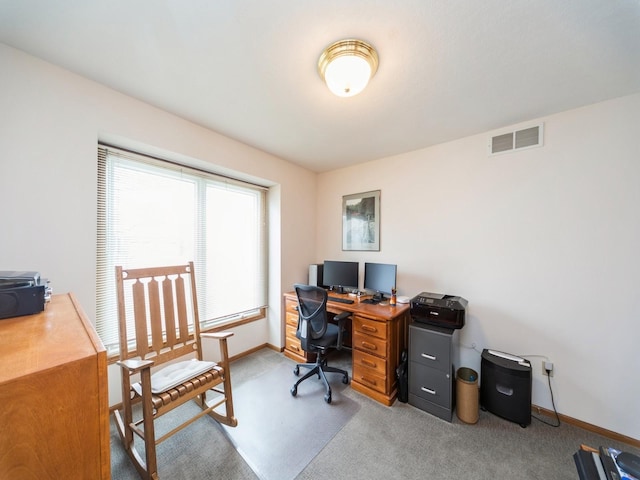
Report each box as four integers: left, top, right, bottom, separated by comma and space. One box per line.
342, 190, 380, 251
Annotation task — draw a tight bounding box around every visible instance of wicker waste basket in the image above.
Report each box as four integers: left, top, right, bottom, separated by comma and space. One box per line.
456, 367, 479, 424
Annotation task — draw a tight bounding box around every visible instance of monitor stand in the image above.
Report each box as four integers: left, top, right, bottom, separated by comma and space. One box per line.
362, 292, 383, 305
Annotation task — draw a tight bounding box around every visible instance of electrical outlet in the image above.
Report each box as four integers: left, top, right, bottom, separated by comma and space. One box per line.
542, 360, 554, 377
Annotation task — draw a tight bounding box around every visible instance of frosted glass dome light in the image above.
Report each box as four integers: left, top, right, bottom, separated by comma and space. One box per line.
318, 39, 379, 98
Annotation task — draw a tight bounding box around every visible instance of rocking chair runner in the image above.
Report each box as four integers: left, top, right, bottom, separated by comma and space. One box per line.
113, 262, 237, 480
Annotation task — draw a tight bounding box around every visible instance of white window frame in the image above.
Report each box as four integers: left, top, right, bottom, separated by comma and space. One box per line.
96, 145, 268, 355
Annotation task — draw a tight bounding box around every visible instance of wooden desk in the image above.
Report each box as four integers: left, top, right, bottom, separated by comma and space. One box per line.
0, 293, 110, 480
283, 291, 410, 406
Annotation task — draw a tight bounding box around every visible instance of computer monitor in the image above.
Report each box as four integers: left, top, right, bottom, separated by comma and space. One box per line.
364, 262, 397, 301
322, 260, 359, 293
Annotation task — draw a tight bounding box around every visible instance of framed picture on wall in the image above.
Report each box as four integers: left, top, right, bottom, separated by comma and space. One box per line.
342, 190, 380, 251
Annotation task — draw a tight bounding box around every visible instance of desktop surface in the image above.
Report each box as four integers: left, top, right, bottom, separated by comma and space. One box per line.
322, 291, 409, 319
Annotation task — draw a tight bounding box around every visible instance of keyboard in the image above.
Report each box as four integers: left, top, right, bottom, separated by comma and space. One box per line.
328, 296, 354, 304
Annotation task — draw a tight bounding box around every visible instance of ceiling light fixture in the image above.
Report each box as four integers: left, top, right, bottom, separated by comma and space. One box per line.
318, 39, 379, 98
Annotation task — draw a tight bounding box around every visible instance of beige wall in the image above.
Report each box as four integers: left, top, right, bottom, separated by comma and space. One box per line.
0, 43, 317, 404
316, 93, 640, 440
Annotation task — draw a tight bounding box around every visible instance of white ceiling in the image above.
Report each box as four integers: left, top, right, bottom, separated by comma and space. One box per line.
1, 1, 639, 172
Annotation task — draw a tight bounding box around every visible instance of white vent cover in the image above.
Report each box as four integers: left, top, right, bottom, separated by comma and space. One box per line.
488, 123, 544, 155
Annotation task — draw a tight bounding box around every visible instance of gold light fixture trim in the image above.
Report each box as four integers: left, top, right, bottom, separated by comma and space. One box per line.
318, 39, 379, 97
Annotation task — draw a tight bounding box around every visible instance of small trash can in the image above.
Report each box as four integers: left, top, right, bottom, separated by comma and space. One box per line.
456, 367, 479, 424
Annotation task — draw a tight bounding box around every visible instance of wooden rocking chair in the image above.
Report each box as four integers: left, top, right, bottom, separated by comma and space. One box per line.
113, 262, 237, 480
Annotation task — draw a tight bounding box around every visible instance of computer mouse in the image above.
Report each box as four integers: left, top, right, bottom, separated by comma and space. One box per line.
617, 452, 640, 478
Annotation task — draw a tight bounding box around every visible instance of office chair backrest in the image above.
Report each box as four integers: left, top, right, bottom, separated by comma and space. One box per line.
294, 284, 328, 351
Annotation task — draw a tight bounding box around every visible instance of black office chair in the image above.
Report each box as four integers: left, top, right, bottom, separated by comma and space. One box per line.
290, 284, 351, 404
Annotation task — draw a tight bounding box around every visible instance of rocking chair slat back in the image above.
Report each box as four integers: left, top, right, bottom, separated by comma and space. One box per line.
162, 277, 177, 346
117, 263, 201, 363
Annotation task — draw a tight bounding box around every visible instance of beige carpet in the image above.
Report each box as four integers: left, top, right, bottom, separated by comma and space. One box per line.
111, 348, 640, 479
110, 402, 256, 479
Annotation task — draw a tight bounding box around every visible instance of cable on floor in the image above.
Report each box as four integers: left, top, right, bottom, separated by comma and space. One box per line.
531, 373, 561, 427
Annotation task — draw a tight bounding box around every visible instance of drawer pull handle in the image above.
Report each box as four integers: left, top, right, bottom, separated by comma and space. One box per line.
421, 353, 436, 361
421, 387, 436, 395
361, 324, 377, 333
361, 341, 377, 351
361, 358, 376, 368
292, 345, 299, 352
361, 376, 377, 386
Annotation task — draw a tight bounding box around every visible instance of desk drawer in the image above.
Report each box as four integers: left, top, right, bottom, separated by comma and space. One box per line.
353, 362, 386, 394
353, 330, 387, 358
353, 349, 386, 377
285, 298, 298, 313
285, 325, 302, 354
285, 311, 298, 327
285, 323, 298, 339
353, 316, 387, 341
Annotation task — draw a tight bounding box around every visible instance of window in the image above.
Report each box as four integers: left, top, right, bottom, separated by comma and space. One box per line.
96, 145, 267, 354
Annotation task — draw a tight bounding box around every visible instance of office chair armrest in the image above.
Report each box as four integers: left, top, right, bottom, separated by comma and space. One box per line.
117, 358, 154, 374
333, 311, 351, 350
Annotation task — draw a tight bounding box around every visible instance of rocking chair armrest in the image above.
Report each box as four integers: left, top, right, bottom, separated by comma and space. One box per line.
200, 332, 234, 364
200, 331, 234, 340
117, 358, 155, 374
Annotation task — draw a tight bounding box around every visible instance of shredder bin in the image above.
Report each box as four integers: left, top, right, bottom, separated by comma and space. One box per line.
480, 349, 532, 426
456, 367, 479, 424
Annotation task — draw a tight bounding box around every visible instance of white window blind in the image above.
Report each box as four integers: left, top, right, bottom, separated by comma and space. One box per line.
96, 145, 267, 354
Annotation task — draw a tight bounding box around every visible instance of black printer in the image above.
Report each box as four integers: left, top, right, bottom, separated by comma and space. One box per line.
410, 292, 468, 329
0, 271, 51, 319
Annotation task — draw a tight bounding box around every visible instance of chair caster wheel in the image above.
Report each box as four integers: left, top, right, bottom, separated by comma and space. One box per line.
293, 366, 299, 376
291, 386, 297, 397
324, 393, 332, 404
342, 374, 349, 384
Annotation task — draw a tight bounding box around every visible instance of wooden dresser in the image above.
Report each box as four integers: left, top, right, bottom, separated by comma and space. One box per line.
0, 293, 110, 480
283, 291, 410, 406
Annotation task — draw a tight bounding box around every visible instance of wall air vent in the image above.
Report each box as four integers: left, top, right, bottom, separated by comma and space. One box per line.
488, 123, 544, 155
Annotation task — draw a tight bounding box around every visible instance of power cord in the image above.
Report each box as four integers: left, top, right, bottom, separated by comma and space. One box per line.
532, 370, 561, 427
